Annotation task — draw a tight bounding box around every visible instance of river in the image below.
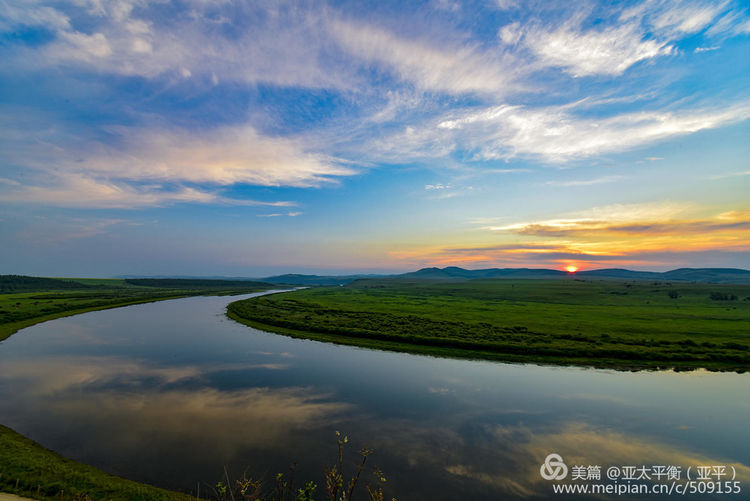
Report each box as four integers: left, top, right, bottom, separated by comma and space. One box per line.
0, 292, 748, 500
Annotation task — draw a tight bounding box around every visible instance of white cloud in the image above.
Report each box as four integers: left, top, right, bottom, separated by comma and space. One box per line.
736, 17, 750, 34
498, 22, 522, 45
3, 2, 524, 95
427, 100, 750, 162
503, 1, 741, 78
485, 201, 697, 232
0, 2, 71, 31
366, 98, 750, 164
26, 124, 355, 188
546, 175, 624, 187
520, 22, 673, 77
53, 31, 113, 60
0, 116, 356, 208
0, 174, 214, 209
0, 173, 298, 209
2, 1, 358, 90
708, 170, 750, 180
257, 212, 303, 218
650, 0, 728, 35
329, 18, 520, 95
623, 0, 750, 40
494, 0, 518, 10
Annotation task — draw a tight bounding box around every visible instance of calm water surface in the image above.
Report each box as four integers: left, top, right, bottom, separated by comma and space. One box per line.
1, 292, 748, 500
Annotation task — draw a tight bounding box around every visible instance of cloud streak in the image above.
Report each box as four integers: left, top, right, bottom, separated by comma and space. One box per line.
0, 118, 355, 208
369, 99, 750, 164
508, 21, 673, 77
389, 202, 750, 269
330, 17, 520, 95
2, 1, 358, 90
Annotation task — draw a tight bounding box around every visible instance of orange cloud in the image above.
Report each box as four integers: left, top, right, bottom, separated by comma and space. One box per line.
387, 203, 750, 270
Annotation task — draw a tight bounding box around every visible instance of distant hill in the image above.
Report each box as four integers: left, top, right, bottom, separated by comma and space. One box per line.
577, 268, 665, 280
260, 273, 390, 286
392, 266, 750, 283
575, 267, 750, 283
660, 268, 750, 283
397, 267, 568, 280
116, 266, 750, 286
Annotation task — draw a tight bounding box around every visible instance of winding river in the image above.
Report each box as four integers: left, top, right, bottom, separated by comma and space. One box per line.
0, 291, 748, 500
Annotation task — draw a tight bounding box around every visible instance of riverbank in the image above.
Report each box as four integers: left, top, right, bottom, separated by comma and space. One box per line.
227, 278, 750, 371
0, 425, 194, 501
1, 294, 200, 342
0, 276, 274, 342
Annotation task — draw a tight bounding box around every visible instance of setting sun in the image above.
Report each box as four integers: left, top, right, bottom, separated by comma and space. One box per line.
566, 265, 578, 273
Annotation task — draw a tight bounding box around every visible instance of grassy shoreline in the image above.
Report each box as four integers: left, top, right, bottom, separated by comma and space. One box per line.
227, 279, 750, 372
1, 294, 203, 342
0, 276, 275, 343
0, 425, 194, 501
226, 308, 744, 371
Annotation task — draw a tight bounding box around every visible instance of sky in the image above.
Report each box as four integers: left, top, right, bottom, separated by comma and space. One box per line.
0, 0, 749, 277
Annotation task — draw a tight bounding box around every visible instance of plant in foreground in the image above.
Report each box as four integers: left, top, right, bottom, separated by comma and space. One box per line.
215, 432, 394, 501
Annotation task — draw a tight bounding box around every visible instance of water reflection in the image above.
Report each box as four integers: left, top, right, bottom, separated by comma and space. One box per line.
0, 293, 748, 500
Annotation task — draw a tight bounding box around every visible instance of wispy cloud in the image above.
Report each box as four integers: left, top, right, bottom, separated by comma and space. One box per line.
708, 170, 750, 179
0, 173, 298, 209
15, 216, 138, 245
0, 116, 355, 208
329, 17, 521, 95
257, 212, 304, 218
73, 125, 356, 187
1, 1, 358, 90
643, 0, 729, 36
387, 100, 750, 163
496, 1, 742, 78
546, 175, 624, 187
484, 201, 699, 233
694, 45, 721, 52
511, 22, 673, 77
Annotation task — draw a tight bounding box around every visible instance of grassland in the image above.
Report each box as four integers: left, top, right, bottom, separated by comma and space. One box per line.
0, 276, 273, 342
0, 425, 194, 501
227, 277, 750, 371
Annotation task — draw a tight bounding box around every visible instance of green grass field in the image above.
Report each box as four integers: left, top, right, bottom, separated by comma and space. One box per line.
0, 425, 194, 501
227, 277, 750, 371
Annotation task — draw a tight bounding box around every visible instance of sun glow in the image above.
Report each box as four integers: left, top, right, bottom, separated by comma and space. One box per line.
566, 265, 578, 273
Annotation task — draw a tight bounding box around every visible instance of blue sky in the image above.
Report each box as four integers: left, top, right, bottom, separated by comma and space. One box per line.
1, 0, 749, 277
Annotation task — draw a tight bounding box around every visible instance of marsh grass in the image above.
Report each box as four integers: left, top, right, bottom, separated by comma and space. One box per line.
227, 278, 750, 371
212, 433, 393, 501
